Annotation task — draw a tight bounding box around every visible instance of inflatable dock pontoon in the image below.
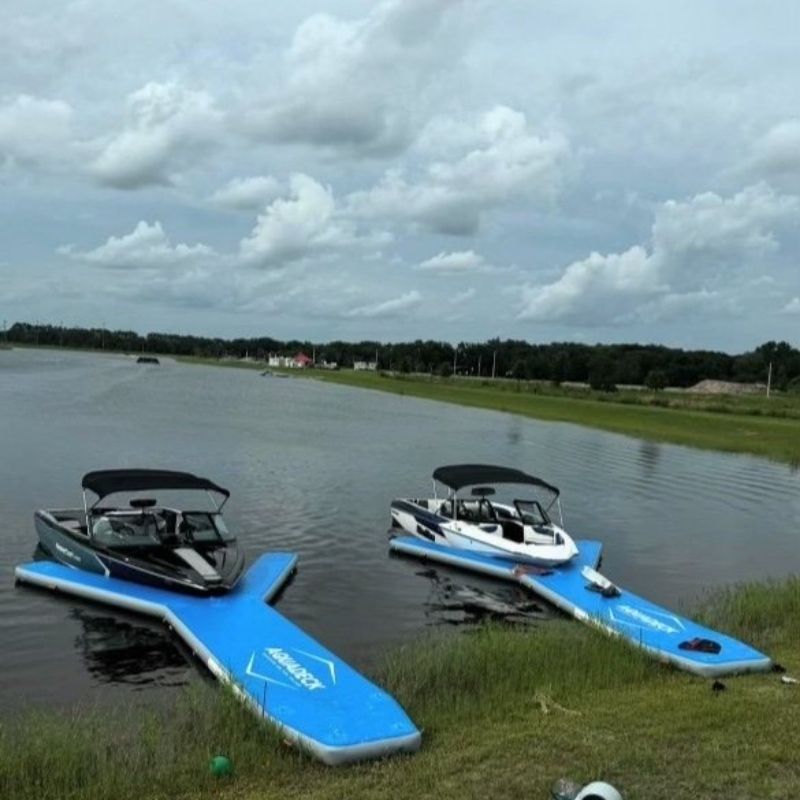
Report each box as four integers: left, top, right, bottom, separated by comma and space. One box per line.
15, 554, 421, 765
390, 536, 771, 678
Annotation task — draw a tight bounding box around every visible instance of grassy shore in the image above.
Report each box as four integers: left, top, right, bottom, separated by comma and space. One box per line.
2, 577, 799, 800
179, 357, 800, 465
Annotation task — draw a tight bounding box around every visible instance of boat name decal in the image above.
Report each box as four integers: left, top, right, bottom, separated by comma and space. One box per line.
55, 542, 81, 563
265, 647, 325, 691
615, 604, 680, 634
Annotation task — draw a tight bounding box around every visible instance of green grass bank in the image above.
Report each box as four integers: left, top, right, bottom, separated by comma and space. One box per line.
2, 577, 799, 800
180, 358, 800, 465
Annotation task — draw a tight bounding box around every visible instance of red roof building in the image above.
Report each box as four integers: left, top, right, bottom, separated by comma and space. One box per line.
293, 352, 313, 367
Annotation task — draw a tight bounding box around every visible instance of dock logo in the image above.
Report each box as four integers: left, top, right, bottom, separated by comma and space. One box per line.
610, 604, 683, 635
246, 647, 336, 692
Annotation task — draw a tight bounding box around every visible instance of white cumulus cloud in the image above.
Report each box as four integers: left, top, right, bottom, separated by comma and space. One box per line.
239, 173, 390, 268
748, 119, 800, 180
90, 82, 222, 189
0, 94, 75, 167
782, 296, 800, 315
518, 183, 800, 324
59, 220, 215, 270
416, 250, 492, 273
242, 0, 469, 155
210, 175, 282, 211
346, 289, 421, 318
349, 106, 570, 235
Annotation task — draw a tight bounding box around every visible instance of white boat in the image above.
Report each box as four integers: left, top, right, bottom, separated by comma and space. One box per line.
390, 464, 579, 566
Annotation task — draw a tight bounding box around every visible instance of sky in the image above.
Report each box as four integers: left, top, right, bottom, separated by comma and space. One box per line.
1, 0, 799, 351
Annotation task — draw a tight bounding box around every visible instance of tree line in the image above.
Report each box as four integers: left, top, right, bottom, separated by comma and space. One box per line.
5, 322, 799, 391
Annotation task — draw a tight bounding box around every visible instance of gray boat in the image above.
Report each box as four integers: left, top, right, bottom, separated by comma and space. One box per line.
35, 469, 245, 595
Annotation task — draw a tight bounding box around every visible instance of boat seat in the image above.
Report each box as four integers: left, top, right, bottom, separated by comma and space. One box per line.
499, 520, 524, 544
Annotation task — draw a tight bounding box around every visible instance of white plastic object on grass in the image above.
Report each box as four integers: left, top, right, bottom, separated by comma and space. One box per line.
574, 781, 624, 800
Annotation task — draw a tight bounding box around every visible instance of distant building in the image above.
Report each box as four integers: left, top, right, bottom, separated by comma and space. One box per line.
266, 352, 314, 368
354, 360, 377, 371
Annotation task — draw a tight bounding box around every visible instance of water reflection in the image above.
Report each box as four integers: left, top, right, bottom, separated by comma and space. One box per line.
409, 562, 551, 626
637, 440, 662, 474
506, 416, 523, 446
70, 608, 192, 687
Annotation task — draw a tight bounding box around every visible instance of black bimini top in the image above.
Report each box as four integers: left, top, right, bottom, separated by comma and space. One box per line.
82, 469, 230, 500
432, 464, 559, 496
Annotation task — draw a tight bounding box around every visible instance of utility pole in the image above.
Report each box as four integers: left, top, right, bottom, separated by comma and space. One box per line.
766, 361, 772, 398
452, 345, 457, 376
491, 350, 497, 380
477, 354, 482, 377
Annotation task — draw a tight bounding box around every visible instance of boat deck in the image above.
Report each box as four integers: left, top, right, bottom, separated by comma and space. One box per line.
389, 536, 771, 678
15, 554, 421, 765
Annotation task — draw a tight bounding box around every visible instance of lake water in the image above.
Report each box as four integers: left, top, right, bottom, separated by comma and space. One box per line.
1, 348, 798, 713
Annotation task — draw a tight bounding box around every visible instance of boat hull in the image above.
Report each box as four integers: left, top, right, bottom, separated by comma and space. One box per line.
34, 511, 245, 595
390, 500, 576, 567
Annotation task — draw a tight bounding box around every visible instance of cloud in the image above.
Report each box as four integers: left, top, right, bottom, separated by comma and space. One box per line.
452, 287, 476, 304
518, 183, 800, 324
748, 119, 800, 179
0, 94, 74, 167
59, 220, 215, 270
416, 250, 492, 273
239, 173, 390, 268
346, 289, 421, 318
242, 0, 471, 155
782, 297, 800, 315
90, 82, 222, 189
349, 106, 570, 234
210, 175, 282, 211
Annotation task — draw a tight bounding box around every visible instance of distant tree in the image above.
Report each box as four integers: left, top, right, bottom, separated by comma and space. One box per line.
644, 369, 668, 391
437, 361, 453, 378
588, 353, 617, 392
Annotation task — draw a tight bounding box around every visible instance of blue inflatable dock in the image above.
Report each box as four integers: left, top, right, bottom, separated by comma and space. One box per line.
390, 536, 771, 678
15, 554, 421, 765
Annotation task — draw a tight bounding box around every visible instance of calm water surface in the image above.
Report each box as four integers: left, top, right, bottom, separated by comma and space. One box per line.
1, 348, 798, 713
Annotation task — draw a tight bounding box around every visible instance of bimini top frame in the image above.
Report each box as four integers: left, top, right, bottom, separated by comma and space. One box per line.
432, 464, 559, 496
81, 468, 230, 524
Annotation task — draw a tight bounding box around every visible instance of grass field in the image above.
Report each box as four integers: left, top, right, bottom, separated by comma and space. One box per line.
2, 577, 799, 800
180, 358, 800, 466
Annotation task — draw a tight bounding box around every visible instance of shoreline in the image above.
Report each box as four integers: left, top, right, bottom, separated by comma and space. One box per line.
8, 345, 799, 466
178, 356, 800, 465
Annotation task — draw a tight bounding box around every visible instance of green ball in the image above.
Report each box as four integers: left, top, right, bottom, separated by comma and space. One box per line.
210, 755, 233, 777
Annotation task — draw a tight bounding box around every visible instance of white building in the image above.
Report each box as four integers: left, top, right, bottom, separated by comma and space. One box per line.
353, 360, 377, 371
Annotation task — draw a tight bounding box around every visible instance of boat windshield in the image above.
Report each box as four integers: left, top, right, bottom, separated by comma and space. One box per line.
91, 509, 232, 547
91, 512, 165, 548
181, 512, 232, 543
513, 499, 551, 527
